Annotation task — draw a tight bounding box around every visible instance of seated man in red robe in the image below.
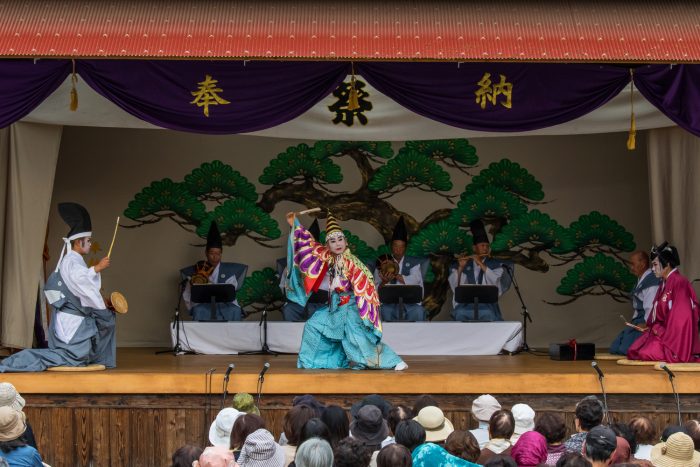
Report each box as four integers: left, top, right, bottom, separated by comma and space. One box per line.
627, 242, 700, 363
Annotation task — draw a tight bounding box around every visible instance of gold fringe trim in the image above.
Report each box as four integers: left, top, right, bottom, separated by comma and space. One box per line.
69, 59, 78, 111
626, 69, 636, 151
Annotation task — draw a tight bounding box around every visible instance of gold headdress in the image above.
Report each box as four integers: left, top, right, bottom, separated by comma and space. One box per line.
325, 212, 344, 241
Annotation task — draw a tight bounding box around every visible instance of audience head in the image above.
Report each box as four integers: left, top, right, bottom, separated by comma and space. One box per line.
395, 420, 426, 452
650, 432, 700, 467
511, 430, 548, 467
583, 426, 617, 464
230, 413, 266, 450
320, 405, 349, 447
294, 437, 334, 467
444, 430, 480, 463
574, 397, 604, 432
284, 404, 317, 446
231, 392, 260, 416
535, 412, 567, 444
556, 452, 593, 467
299, 418, 331, 446
610, 436, 631, 464
192, 446, 235, 467
237, 428, 285, 467
0, 407, 26, 442
412, 395, 439, 417
661, 425, 688, 442
483, 455, 518, 467
610, 423, 637, 458
0, 384, 25, 412
413, 406, 453, 443
350, 405, 390, 450
208, 407, 242, 447
683, 419, 700, 450
377, 443, 412, 467
489, 409, 515, 440
292, 394, 326, 417
628, 416, 657, 446
472, 394, 501, 423
169, 444, 203, 467
511, 403, 536, 442
333, 437, 371, 467
387, 405, 413, 435
351, 394, 392, 420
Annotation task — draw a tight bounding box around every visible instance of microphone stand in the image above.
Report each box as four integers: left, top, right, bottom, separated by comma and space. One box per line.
240, 307, 290, 356
503, 263, 533, 352
592, 362, 610, 424
156, 279, 194, 356
662, 365, 682, 425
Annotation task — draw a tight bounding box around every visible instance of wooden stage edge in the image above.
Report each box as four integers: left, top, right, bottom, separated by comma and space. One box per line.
3, 348, 697, 395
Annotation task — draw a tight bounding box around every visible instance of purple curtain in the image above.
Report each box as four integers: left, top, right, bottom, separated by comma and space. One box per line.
0, 59, 71, 129
357, 62, 631, 132
634, 65, 700, 137
77, 60, 350, 134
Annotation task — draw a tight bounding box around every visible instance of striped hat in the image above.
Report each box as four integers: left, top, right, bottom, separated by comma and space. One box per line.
325, 213, 344, 241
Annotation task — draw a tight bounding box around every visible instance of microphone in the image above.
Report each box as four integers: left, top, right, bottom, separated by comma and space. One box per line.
222, 363, 234, 408
660, 363, 682, 425
259, 362, 271, 380
256, 362, 271, 406
591, 361, 609, 423
224, 363, 235, 380
591, 361, 604, 379
660, 363, 676, 379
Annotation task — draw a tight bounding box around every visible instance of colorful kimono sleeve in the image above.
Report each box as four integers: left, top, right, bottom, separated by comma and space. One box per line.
285, 218, 329, 307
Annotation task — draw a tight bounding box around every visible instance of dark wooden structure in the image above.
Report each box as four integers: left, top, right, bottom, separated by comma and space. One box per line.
7, 349, 699, 467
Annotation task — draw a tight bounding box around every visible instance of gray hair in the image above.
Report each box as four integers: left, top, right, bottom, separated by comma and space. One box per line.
295, 437, 334, 467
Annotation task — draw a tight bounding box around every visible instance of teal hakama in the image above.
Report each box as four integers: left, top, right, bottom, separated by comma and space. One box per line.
286, 218, 404, 370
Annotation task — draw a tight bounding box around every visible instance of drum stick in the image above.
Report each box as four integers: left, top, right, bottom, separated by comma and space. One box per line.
298, 207, 321, 215
107, 216, 120, 259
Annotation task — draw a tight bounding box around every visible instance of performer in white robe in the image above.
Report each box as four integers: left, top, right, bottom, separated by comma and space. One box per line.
448, 220, 506, 321
0, 203, 116, 372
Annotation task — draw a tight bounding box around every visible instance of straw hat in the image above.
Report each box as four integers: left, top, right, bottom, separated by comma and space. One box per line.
0, 383, 25, 411
414, 406, 454, 443
0, 406, 26, 442
651, 432, 700, 467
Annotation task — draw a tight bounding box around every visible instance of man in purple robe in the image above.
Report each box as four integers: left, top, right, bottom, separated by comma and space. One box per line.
627, 242, 700, 363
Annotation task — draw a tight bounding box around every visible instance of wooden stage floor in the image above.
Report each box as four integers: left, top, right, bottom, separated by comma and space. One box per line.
3, 348, 697, 395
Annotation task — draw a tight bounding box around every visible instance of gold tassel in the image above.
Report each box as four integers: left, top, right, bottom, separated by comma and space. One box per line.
347, 63, 360, 111
69, 59, 78, 111
626, 69, 636, 151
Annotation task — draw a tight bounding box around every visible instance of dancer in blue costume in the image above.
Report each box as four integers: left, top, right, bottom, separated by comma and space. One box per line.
285, 211, 408, 371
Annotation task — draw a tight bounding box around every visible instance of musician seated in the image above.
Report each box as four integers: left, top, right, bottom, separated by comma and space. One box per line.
278, 257, 328, 321
181, 221, 246, 321
448, 220, 505, 322
374, 216, 427, 321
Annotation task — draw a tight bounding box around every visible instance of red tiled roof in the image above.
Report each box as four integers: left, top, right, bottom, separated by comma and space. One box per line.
0, 1, 699, 62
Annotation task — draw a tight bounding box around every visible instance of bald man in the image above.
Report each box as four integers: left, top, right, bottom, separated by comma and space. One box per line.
610, 251, 660, 355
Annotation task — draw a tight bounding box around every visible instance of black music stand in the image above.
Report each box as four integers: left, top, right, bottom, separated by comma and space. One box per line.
378, 285, 423, 321
455, 285, 499, 321
191, 284, 236, 321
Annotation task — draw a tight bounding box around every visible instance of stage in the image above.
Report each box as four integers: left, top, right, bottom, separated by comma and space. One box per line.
5, 347, 700, 395
5, 348, 700, 467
